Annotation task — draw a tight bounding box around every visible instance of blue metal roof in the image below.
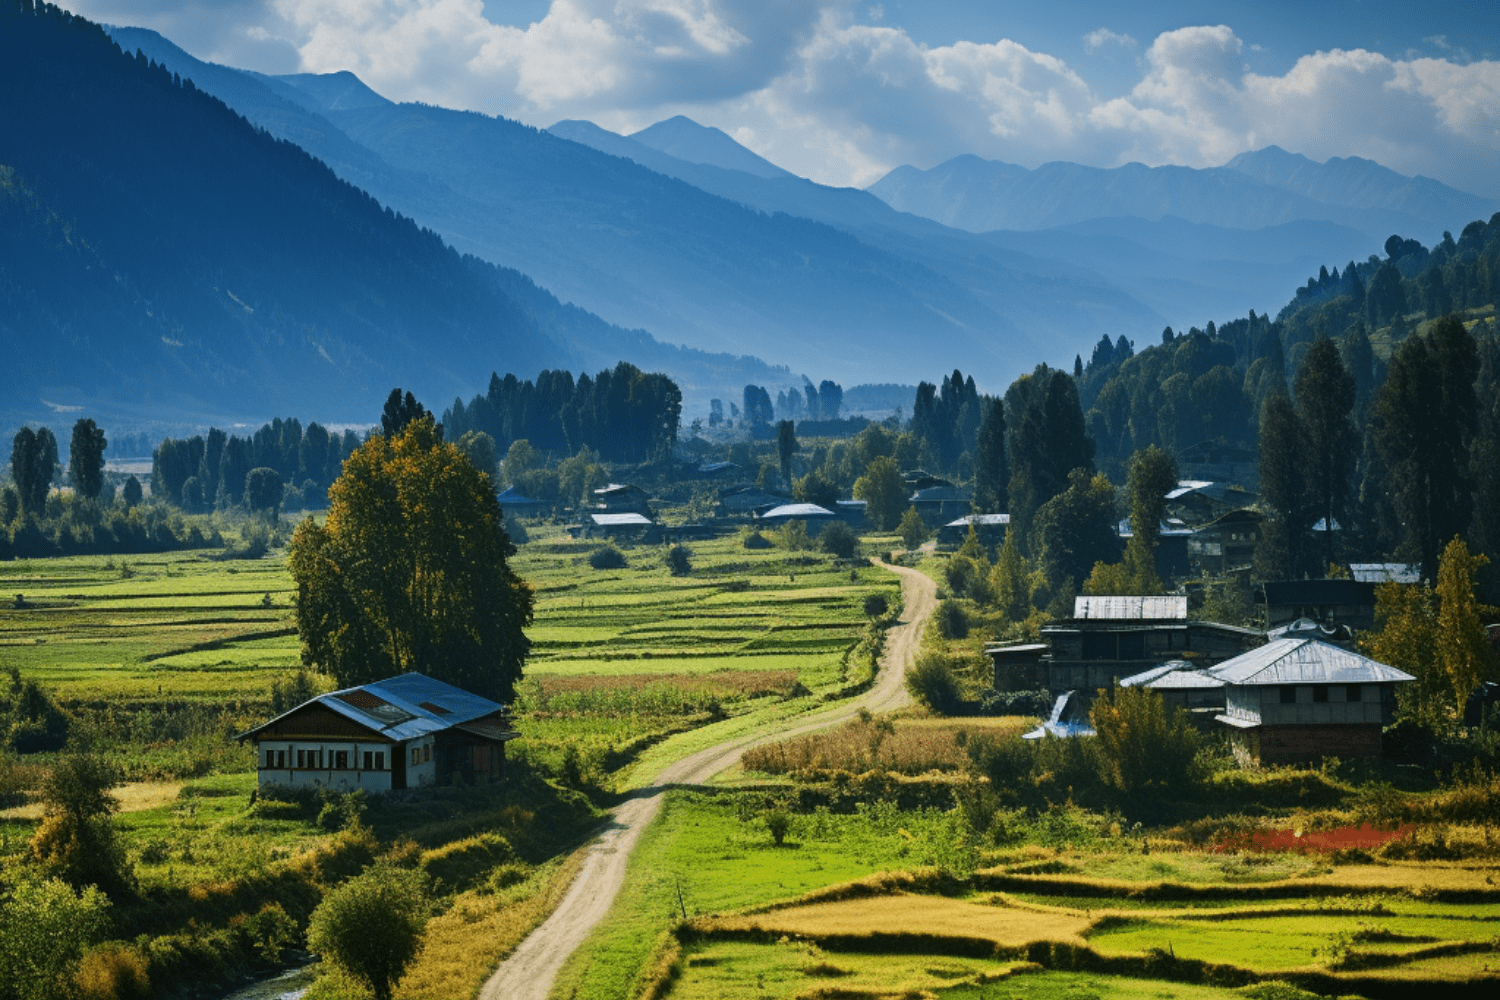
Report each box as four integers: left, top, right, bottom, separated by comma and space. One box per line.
241, 672, 508, 742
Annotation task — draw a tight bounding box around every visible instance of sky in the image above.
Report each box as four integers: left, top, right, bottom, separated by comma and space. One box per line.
65, 1, 1500, 197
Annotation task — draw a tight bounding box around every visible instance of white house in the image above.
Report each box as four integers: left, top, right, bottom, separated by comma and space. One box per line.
239, 673, 518, 794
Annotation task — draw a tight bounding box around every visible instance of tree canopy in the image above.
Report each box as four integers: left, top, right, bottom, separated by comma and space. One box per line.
289, 416, 534, 703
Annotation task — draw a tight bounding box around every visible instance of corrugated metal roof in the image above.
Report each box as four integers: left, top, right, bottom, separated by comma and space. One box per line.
760, 503, 836, 519
1073, 595, 1188, 620
947, 513, 1009, 527
1349, 563, 1421, 584
241, 673, 510, 742
590, 512, 653, 526
1208, 638, 1414, 686
496, 486, 542, 504
1120, 660, 1224, 690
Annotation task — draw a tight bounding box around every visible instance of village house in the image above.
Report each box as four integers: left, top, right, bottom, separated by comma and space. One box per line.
570, 511, 656, 540
717, 485, 791, 518
1261, 579, 1378, 631
496, 485, 546, 518
756, 502, 838, 536
1174, 441, 1259, 490
937, 513, 1008, 547
908, 484, 972, 522
1210, 638, 1412, 763
988, 595, 1264, 699
1116, 518, 1191, 582
592, 483, 653, 516
1187, 508, 1264, 575
239, 673, 518, 794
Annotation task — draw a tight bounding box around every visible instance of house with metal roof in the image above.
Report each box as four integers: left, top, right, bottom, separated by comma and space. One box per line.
1209, 639, 1412, 763
908, 485, 972, 522
1262, 579, 1377, 631
238, 673, 518, 794
570, 511, 655, 540
938, 513, 1008, 547
592, 483, 653, 516
496, 485, 546, 516
1187, 508, 1264, 575
756, 502, 838, 535
1119, 660, 1227, 713
993, 595, 1264, 700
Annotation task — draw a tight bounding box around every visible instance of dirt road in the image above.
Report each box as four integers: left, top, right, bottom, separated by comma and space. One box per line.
478, 559, 937, 1000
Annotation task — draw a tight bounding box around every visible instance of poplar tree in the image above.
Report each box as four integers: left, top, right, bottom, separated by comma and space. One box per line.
1256, 392, 1314, 580
973, 397, 1007, 514
1125, 445, 1178, 592
1294, 339, 1357, 569
1435, 538, 1494, 713
67, 418, 107, 500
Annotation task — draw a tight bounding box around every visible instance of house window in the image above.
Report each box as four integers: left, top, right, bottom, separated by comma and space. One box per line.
375, 752, 385, 771
363, 751, 374, 771
1313, 685, 1328, 703
297, 749, 306, 769
1346, 684, 1363, 702
276, 749, 286, 769
411, 747, 419, 766
424, 744, 431, 763
335, 750, 348, 769
1279, 686, 1297, 704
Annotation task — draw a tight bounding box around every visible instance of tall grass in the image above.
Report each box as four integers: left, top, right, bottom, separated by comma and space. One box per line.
743, 715, 1030, 777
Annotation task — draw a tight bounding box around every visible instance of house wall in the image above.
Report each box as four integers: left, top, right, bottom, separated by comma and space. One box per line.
1224, 684, 1393, 726
399, 735, 439, 788
255, 738, 395, 794
1232, 723, 1382, 764
1038, 623, 1261, 696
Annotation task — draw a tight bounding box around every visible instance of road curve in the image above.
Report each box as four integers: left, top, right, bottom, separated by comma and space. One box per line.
478, 560, 937, 1000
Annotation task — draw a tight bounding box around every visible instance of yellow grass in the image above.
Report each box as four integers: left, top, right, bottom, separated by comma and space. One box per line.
742, 715, 1031, 777
697, 893, 1092, 949
397, 845, 590, 1000
0, 780, 183, 821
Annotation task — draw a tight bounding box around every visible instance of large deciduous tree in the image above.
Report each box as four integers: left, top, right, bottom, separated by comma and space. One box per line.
289, 416, 534, 703
853, 455, 906, 531
1033, 468, 1121, 595
68, 419, 107, 501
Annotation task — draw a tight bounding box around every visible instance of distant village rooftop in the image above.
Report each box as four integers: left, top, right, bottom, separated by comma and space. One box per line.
1072, 595, 1188, 620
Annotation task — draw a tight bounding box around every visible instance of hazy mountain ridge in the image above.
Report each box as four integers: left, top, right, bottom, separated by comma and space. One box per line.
870, 152, 1498, 242
113, 27, 1180, 391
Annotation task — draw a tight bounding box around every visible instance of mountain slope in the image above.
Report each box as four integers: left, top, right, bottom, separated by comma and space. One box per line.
113, 27, 1177, 389
547, 120, 1378, 332
0, 5, 601, 427
628, 115, 793, 179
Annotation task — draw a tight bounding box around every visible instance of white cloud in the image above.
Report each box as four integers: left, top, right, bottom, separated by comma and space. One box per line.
62, 1, 1500, 197
1083, 28, 1135, 53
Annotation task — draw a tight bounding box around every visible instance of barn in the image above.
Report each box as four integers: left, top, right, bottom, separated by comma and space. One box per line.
239, 673, 518, 793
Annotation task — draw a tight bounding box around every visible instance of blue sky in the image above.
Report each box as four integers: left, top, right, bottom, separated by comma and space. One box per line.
67, 1, 1500, 196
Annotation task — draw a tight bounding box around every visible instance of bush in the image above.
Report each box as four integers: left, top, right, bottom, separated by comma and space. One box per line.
778, 520, 813, 551
588, 545, 627, 569
978, 688, 1053, 717
765, 807, 792, 846
73, 945, 150, 1000
898, 506, 928, 550
936, 599, 968, 639
906, 653, 962, 715
307, 863, 430, 1000
1089, 685, 1200, 794
863, 594, 889, 620
743, 531, 772, 549
0, 870, 111, 1000
501, 515, 529, 545
818, 521, 859, 559
241, 902, 298, 964
666, 545, 692, 576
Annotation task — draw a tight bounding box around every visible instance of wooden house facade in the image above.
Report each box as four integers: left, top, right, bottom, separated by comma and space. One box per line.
239, 673, 518, 794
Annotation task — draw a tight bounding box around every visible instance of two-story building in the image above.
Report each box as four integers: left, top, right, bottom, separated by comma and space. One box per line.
239, 673, 518, 794
1211, 638, 1412, 763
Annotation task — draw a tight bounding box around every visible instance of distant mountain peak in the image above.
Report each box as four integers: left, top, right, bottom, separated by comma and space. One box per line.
628, 115, 792, 180
269, 70, 392, 114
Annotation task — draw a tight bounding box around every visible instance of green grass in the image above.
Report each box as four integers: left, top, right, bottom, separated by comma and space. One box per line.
549, 791, 977, 1000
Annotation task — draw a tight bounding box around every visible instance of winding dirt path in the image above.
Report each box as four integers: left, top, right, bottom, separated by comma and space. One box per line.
478, 559, 937, 1000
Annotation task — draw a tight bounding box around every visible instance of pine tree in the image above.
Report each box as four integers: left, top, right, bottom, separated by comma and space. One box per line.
973, 397, 1007, 513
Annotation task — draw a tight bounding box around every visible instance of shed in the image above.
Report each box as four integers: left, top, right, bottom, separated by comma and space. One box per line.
1209, 638, 1412, 763
576, 512, 654, 539
1349, 563, 1422, 584
238, 673, 518, 793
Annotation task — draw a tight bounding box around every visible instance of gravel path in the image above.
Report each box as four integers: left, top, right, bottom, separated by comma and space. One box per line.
477, 559, 937, 1000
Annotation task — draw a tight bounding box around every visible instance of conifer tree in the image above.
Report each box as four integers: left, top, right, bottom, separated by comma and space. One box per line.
1294, 339, 1357, 569
67, 418, 107, 500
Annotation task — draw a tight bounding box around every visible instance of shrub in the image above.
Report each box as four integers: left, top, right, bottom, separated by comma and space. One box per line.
863, 594, 889, 620
307, 863, 430, 1000
666, 545, 692, 576
978, 688, 1053, 717
73, 945, 150, 1000
241, 902, 298, 963
31, 750, 134, 898
778, 520, 813, 551
765, 807, 792, 846
743, 531, 772, 549
0, 870, 111, 1000
906, 653, 962, 715
818, 521, 859, 559
935, 599, 968, 639
898, 506, 928, 550
1089, 685, 1200, 794
309, 823, 379, 884
588, 545, 627, 569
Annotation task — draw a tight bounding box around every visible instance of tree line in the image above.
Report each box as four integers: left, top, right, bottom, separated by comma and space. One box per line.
152, 418, 363, 514
442, 361, 681, 465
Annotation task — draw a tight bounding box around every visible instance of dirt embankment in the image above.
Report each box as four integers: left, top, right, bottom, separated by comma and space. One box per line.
478, 560, 937, 1000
